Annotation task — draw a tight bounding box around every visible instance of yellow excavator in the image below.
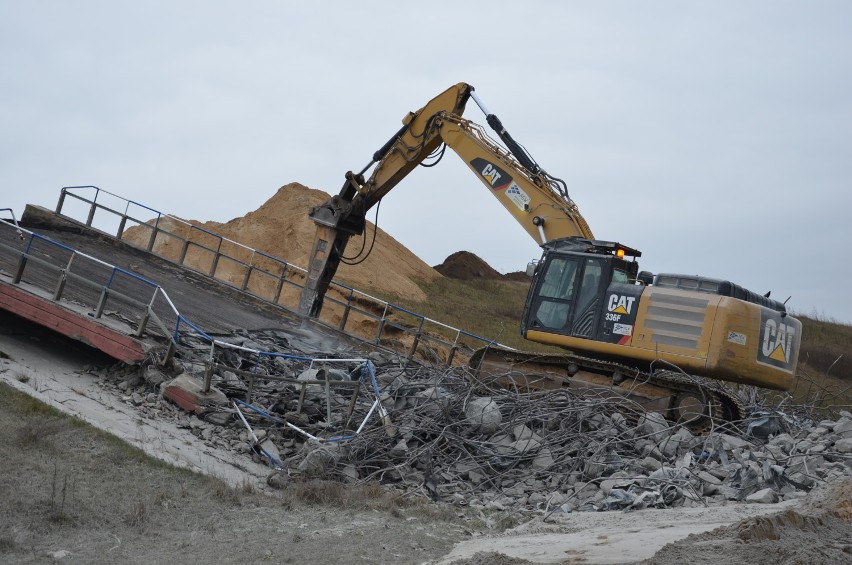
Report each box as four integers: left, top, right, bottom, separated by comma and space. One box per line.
298, 82, 801, 426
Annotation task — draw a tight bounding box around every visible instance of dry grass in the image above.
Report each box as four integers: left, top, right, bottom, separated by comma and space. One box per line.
285, 480, 396, 509
373, 276, 558, 353
797, 314, 852, 382
0, 382, 470, 563
0, 382, 244, 555
279, 479, 441, 518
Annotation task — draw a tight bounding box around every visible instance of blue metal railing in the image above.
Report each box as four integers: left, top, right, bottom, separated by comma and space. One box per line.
54, 185, 511, 365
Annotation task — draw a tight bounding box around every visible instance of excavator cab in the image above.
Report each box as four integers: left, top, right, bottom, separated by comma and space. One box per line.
522, 238, 642, 344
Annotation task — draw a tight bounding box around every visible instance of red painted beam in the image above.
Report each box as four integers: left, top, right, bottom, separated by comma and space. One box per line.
0, 281, 146, 362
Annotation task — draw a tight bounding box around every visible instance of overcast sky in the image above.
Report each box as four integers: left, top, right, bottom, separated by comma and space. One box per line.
2, 2, 851, 324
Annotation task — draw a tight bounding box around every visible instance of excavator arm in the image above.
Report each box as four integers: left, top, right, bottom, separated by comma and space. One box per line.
298, 82, 593, 317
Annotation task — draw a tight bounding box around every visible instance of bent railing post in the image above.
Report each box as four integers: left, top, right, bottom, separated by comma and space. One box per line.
339, 289, 354, 331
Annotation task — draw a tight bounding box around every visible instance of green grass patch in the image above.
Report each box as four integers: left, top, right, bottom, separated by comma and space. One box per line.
368, 276, 557, 353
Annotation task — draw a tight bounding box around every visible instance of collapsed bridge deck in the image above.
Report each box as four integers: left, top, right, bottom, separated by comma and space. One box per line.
0, 205, 366, 363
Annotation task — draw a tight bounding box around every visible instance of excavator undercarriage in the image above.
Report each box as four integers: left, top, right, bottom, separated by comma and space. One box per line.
470, 347, 746, 431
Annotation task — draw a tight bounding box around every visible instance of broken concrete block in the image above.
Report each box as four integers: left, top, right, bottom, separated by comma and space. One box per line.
297, 445, 341, 477
834, 437, 852, 454
638, 412, 670, 443
764, 443, 787, 462
117, 373, 142, 391
412, 387, 447, 415
647, 467, 685, 485
267, 470, 289, 489
787, 454, 826, 476
641, 443, 664, 461
220, 370, 241, 387
658, 428, 697, 458
339, 464, 360, 483
390, 439, 409, 459
603, 450, 625, 474
464, 397, 502, 434
834, 418, 852, 437
794, 439, 814, 453
745, 487, 778, 504
532, 447, 555, 470
768, 433, 795, 454
528, 491, 547, 506
513, 423, 542, 442
583, 458, 606, 479
144, 366, 169, 387
705, 465, 731, 481
638, 456, 663, 472
719, 433, 751, 451
161, 373, 228, 414
699, 478, 721, 496
511, 437, 542, 455
817, 419, 837, 431
573, 481, 600, 502
296, 368, 326, 393
600, 478, 618, 496
257, 438, 281, 467
584, 413, 610, 430
675, 451, 695, 470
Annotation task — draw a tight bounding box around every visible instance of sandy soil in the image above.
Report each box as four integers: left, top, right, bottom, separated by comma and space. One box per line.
4, 310, 848, 564
121, 183, 440, 303
438, 500, 810, 564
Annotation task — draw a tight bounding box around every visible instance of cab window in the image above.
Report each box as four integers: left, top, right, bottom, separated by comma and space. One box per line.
576, 259, 602, 314
612, 267, 630, 284
533, 257, 578, 329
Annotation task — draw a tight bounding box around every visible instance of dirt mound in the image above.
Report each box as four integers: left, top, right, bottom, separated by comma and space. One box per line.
434, 251, 532, 285
503, 271, 530, 283
434, 251, 504, 281
124, 183, 440, 302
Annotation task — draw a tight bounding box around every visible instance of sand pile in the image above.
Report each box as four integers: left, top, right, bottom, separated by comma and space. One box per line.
124, 183, 440, 302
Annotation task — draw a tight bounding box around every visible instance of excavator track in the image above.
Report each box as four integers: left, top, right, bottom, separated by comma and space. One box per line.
469, 347, 746, 433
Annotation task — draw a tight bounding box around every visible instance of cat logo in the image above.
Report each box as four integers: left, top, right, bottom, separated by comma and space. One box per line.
607, 294, 635, 315
757, 311, 801, 371
470, 157, 512, 190
762, 319, 795, 363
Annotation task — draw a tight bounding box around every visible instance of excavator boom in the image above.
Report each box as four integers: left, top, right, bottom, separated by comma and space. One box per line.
298, 82, 592, 317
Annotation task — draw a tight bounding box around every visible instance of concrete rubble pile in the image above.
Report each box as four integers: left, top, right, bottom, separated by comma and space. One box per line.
96, 331, 852, 515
